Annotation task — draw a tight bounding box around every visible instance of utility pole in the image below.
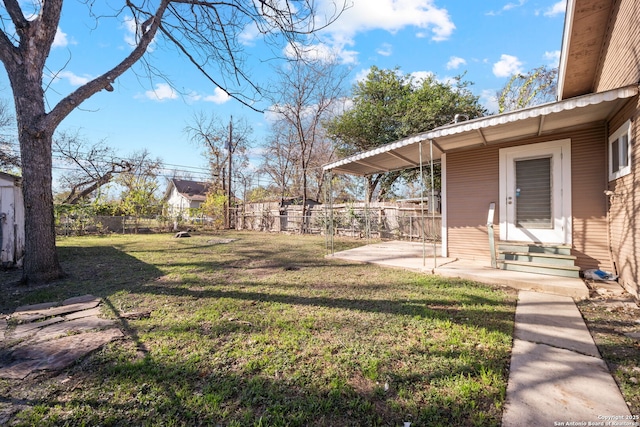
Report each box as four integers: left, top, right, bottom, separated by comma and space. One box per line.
226, 116, 233, 229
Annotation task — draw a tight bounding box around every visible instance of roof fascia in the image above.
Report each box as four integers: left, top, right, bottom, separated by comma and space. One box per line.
557, 0, 576, 100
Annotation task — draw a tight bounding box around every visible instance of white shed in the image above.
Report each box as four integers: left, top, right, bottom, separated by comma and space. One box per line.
0, 172, 25, 267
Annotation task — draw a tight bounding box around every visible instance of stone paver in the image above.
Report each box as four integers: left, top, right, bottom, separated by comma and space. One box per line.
12, 316, 65, 340
10, 298, 101, 321
65, 306, 103, 320
0, 294, 124, 380
29, 316, 116, 343
14, 301, 59, 313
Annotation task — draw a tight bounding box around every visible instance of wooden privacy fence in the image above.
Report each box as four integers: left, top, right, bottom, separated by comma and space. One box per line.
236, 202, 441, 241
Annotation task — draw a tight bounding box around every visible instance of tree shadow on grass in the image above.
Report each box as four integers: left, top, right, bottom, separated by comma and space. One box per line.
1, 242, 513, 426
4, 343, 507, 426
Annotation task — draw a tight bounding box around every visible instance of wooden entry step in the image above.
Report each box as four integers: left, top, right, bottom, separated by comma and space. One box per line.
498, 243, 580, 278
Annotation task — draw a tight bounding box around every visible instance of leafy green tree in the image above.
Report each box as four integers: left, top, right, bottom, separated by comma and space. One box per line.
327, 66, 485, 201
200, 189, 227, 229
497, 65, 558, 113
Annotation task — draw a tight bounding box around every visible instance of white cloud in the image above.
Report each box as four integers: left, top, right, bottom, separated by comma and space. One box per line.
145, 83, 178, 101
56, 70, 92, 86
544, 0, 566, 17
239, 22, 260, 46
544, 50, 561, 66
53, 27, 69, 48
376, 43, 393, 57
446, 56, 466, 70
188, 88, 232, 104
486, 0, 526, 15
311, 0, 454, 63
411, 70, 436, 83
493, 54, 524, 77
320, 0, 454, 41
284, 41, 358, 64
122, 15, 156, 51
503, 0, 527, 11
354, 68, 371, 83
480, 89, 500, 114
203, 88, 231, 104
123, 16, 138, 46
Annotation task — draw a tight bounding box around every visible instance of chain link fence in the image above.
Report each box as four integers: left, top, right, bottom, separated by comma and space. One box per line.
236, 202, 441, 242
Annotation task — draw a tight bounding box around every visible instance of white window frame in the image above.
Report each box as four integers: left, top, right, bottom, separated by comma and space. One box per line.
609, 120, 632, 181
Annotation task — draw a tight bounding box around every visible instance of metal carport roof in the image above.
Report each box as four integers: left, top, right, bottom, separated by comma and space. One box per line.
323, 85, 638, 176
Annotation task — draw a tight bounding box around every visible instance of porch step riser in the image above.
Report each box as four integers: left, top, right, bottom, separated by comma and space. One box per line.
499, 253, 577, 267
498, 244, 572, 256
498, 261, 580, 278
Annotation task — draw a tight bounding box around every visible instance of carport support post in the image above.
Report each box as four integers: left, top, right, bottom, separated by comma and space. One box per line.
325, 171, 334, 255
364, 175, 371, 240
429, 140, 437, 270
419, 141, 426, 267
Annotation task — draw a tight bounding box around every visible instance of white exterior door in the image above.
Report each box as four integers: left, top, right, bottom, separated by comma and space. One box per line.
499, 140, 571, 244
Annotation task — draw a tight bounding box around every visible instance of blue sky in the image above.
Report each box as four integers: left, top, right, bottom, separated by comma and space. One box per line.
0, 0, 567, 186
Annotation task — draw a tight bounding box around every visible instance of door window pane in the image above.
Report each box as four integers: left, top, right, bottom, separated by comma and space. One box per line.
515, 157, 552, 229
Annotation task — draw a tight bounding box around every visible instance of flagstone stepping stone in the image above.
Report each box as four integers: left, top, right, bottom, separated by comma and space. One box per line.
28, 316, 116, 343
0, 294, 125, 380
1, 329, 124, 379
64, 306, 103, 321
11, 316, 65, 340
13, 301, 59, 313
11, 297, 101, 322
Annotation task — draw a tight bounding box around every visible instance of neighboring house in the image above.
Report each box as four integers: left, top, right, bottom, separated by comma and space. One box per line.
0, 172, 25, 267
324, 0, 640, 298
164, 178, 210, 219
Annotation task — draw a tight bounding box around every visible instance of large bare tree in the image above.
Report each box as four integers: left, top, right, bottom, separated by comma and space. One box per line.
267, 59, 347, 231
185, 112, 252, 227
0, 0, 345, 283
54, 131, 133, 204
259, 119, 300, 200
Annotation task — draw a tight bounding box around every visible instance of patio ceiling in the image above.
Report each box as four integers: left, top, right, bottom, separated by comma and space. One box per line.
323, 85, 638, 177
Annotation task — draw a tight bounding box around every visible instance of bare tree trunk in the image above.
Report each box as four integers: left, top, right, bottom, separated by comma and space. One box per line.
300, 166, 308, 234
13, 79, 64, 283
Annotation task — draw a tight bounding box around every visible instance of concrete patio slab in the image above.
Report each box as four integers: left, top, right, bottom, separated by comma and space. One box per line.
328, 241, 590, 299
328, 240, 453, 272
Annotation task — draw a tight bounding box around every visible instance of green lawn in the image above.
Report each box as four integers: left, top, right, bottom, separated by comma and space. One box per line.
1, 231, 517, 426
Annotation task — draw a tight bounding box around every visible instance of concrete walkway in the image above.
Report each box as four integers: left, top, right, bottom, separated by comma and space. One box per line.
502, 291, 632, 426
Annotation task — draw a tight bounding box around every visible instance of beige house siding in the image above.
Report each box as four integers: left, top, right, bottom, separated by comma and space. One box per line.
594, 0, 640, 92
446, 126, 610, 270
607, 97, 640, 297
570, 125, 611, 271
447, 147, 499, 261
